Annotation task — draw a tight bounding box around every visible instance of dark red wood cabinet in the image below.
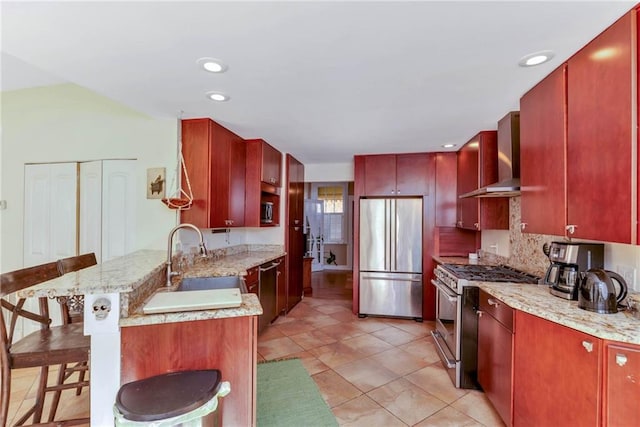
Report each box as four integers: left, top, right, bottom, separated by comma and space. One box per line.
520, 64, 568, 236
513, 311, 601, 427
285, 154, 305, 312
477, 290, 514, 426
180, 118, 245, 228
435, 152, 458, 227
603, 341, 640, 426
359, 153, 431, 196
566, 10, 634, 243
245, 139, 282, 227
456, 131, 508, 231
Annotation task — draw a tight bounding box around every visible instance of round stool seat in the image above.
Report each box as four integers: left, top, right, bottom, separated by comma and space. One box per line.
115, 370, 221, 422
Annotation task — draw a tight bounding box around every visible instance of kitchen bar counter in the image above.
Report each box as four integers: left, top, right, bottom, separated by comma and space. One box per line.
478, 282, 640, 345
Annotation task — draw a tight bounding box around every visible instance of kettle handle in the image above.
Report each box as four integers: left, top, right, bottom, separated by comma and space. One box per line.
604, 270, 629, 304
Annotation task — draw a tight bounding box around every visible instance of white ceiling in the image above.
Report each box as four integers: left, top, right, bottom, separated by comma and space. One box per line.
1, 1, 636, 164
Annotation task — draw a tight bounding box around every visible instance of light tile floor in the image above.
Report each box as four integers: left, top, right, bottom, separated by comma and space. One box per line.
258, 295, 506, 427
8, 273, 504, 427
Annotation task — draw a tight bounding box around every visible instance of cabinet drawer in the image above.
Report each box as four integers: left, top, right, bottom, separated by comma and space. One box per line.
245, 267, 259, 294
479, 290, 513, 331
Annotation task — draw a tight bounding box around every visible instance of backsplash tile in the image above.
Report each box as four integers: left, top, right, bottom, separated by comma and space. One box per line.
480, 197, 555, 278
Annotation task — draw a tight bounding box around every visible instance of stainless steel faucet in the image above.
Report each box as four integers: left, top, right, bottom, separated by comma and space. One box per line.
166, 223, 208, 286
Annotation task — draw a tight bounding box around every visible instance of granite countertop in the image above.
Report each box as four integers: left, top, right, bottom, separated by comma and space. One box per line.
433, 255, 498, 266
478, 282, 640, 345
120, 293, 263, 327
16, 249, 167, 298
16, 247, 284, 326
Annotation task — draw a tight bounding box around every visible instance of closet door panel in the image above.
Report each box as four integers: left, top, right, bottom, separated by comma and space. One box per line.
80, 161, 103, 262
101, 160, 136, 262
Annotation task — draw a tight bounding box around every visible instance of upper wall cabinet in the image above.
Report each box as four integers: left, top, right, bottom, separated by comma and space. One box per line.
180, 118, 246, 228
520, 64, 568, 236
435, 152, 458, 227
245, 139, 282, 227
286, 154, 305, 228
520, 10, 635, 243
566, 10, 634, 244
246, 139, 282, 188
456, 131, 508, 231
355, 153, 431, 196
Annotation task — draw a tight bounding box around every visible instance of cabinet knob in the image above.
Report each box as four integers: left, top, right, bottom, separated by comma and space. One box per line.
582, 340, 594, 353
520, 222, 527, 231
391, 190, 396, 194
487, 298, 500, 307
294, 219, 300, 225
457, 220, 463, 227
474, 223, 480, 230
566, 224, 577, 235
476, 310, 484, 318
616, 353, 628, 367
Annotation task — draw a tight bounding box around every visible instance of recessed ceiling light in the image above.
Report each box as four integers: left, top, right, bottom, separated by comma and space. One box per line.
518, 50, 555, 67
206, 91, 230, 102
442, 143, 456, 148
197, 57, 228, 73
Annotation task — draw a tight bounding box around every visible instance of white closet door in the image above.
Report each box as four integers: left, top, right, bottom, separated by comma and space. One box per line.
101, 160, 136, 262
23, 162, 77, 331
79, 161, 103, 262
24, 163, 77, 267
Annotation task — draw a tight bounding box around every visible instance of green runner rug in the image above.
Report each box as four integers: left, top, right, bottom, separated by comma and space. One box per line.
256, 358, 338, 427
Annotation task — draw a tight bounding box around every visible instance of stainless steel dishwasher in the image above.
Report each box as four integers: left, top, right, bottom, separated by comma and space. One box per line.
258, 259, 281, 333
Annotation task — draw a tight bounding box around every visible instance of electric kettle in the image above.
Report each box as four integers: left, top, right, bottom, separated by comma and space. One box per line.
578, 269, 628, 314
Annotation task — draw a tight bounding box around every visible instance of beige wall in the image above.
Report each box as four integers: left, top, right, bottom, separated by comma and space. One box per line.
1, 84, 177, 272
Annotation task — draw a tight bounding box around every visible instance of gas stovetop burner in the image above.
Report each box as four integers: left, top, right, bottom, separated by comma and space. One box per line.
440, 264, 540, 284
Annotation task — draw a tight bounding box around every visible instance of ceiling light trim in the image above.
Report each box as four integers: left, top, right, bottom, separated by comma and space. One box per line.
518, 50, 555, 67
197, 57, 228, 73
206, 91, 230, 102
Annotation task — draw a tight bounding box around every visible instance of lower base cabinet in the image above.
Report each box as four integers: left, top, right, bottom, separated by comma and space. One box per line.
477, 290, 513, 426
603, 341, 640, 426
121, 316, 258, 427
513, 311, 601, 427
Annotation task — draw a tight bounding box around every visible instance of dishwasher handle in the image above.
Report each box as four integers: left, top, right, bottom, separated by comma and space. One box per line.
259, 260, 281, 272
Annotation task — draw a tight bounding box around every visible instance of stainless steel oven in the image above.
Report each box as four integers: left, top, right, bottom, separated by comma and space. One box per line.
430, 263, 540, 389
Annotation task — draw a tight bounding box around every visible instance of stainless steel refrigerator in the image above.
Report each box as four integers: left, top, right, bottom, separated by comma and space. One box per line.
359, 198, 423, 320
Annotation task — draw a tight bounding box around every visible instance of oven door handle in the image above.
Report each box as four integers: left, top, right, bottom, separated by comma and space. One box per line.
431, 279, 458, 303
431, 330, 456, 369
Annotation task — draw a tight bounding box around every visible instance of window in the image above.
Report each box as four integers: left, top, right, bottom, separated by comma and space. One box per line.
317, 185, 344, 243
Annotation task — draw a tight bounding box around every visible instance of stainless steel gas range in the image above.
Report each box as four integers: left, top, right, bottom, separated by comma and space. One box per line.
431, 263, 540, 389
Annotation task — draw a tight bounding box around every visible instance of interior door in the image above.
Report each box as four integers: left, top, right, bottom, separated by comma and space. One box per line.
304, 199, 324, 272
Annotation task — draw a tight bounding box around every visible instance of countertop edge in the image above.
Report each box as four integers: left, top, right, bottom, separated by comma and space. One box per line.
477, 282, 640, 346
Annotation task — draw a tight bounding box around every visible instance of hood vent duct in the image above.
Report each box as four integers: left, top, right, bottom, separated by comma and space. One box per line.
460, 111, 521, 198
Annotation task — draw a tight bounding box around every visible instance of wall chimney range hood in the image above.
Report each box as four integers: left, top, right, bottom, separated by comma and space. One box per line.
459, 111, 521, 198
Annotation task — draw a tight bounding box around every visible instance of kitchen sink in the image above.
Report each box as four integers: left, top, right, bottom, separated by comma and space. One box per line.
177, 276, 247, 293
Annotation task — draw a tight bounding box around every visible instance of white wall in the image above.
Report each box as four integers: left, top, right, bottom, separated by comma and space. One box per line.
1, 84, 177, 272
305, 162, 353, 182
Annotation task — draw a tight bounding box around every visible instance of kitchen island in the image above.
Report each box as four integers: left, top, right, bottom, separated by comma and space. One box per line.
17, 246, 284, 427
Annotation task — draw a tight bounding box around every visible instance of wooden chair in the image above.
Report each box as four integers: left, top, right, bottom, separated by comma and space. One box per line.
0, 262, 90, 427
48, 253, 97, 420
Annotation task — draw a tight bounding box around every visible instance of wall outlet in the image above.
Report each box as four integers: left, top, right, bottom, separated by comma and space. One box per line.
616, 265, 637, 290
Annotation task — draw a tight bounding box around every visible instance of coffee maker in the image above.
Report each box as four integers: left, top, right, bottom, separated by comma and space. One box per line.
544, 241, 604, 300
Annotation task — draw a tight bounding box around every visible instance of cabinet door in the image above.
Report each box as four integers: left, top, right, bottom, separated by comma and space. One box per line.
396, 153, 430, 196
603, 341, 640, 427
363, 155, 397, 196
287, 155, 304, 227
181, 119, 211, 228
478, 311, 512, 426
456, 140, 479, 229
276, 256, 287, 315
435, 152, 457, 227
514, 311, 601, 427
228, 135, 246, 227
520, 64, 567, 236
567, 11, 634, 243
287, 227, 304, 311
261, 142, 282, 187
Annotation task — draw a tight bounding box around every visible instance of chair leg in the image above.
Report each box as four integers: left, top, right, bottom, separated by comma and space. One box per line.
32, 365, 49, 423
47, 364, 68, 422
75, 363, 87, 396
13, 366, 49, 426
1, 360, 11, 427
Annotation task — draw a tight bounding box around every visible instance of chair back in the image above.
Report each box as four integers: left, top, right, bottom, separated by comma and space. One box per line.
0, 262, 61, 354
57, 253, 97, 275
